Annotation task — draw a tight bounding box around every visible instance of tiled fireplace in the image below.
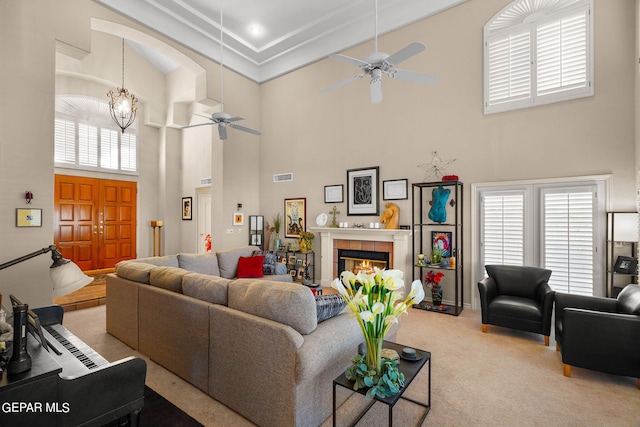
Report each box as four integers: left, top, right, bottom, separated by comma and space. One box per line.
309, 227, 412, 286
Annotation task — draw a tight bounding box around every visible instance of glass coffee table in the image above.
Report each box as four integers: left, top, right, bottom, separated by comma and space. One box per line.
332, 341, 431, 427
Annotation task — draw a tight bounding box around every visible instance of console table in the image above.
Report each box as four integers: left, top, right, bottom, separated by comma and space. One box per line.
332, 341, 431, 427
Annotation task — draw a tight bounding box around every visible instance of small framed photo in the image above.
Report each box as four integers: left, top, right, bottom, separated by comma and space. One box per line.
614, 256, 637, 274
347, 166, 379, 216
383, 179, 408, 200
182, 197, 192, 220
288, 255, 297, 265
289, 269, 297, 278
16, 208, 42, 227
296, 258, 303, 266
432, 231, 453, 257
234, 212, 244, 226
296, 267, 305, 281
324, 185, 344, 203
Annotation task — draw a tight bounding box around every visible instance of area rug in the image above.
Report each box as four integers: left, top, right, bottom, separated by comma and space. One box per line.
413, 301, 452, 312
104, 386, 203, 427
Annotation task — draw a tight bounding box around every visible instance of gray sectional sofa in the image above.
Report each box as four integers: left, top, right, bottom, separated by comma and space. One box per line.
106, 246, 389, 427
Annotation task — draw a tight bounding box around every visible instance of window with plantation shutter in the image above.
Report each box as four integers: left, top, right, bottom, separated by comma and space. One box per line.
54, 95, 138, 174
484, 0, 593, 114
476, 179, 605, 296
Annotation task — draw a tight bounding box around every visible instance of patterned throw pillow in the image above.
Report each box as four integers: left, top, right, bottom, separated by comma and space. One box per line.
253, 250, 277, 275
315, 294, 346, 323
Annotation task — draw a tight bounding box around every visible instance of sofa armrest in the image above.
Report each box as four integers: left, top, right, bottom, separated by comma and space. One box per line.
561, 308, 640, 377
477, 277, 497, 323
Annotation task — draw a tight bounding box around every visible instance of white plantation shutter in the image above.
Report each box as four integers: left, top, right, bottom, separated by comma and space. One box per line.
482, 192, 525, 266
54, 119, 76, 164
484, 0, 592, 114
120, 133, 137, 172
78, 123, 98, 167
100, 128, 119, 170
536, 9, 589, 98
543, 189, 594, 295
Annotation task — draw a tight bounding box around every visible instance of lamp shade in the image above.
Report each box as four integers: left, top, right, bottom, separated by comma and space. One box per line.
51, 260, 93, 298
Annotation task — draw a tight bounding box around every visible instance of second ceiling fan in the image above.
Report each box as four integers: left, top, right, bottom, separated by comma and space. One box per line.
182, 2, 261, 140
322, 0, 437, 104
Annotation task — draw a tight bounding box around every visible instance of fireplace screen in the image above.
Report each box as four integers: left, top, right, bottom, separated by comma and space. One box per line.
338, 249, 390, 275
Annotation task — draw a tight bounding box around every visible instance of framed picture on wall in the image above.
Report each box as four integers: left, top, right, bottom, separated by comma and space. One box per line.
284, 198, 306, 238
233, 212, 244, 226
16, 208, 42, 227
383, 179, 408, 200
324, 185, 344, 203
182, 197, 192, 220
347, 166, 379, 215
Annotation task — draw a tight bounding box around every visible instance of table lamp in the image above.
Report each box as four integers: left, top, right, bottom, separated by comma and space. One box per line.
0, 245, 93, 298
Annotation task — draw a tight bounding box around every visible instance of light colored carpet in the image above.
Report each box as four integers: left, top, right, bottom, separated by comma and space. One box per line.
63, 305, 640, 427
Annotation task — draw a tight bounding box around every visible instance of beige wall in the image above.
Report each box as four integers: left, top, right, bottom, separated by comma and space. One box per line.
259, 0, 637, 299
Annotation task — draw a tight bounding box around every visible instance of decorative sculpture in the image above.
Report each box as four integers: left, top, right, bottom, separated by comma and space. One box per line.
380, 203, 400, 229
428, 185, 450, 223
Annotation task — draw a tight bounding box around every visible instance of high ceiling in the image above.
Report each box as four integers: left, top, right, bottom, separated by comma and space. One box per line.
96, 0, 468, 83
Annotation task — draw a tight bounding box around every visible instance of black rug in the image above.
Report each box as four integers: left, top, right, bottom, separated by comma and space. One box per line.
104, 386, 203, 427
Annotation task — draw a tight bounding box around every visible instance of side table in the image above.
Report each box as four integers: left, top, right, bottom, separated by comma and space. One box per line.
332, 341, 431, 426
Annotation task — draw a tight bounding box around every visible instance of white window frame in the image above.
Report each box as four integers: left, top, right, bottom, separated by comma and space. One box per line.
471, 176, 608, 308
484, 0, 594, 114
54, 95, 139, 175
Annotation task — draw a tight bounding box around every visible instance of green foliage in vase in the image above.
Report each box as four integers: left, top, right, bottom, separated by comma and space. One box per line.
345, 353, 405, 399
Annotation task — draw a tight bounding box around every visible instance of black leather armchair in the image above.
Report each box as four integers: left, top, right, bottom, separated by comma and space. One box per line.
478, 265, 555, 345
555, 284, 640, 389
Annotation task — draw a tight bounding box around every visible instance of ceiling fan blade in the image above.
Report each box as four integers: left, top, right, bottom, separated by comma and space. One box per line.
192, 113, 213, 120
321, 74, 365, 94
329, 54, 370, 69
226, 117, 245, 122
218, 124, 228, 140
370, 77, 383, 104
230, 123, 262, 136
182, 122, 215, 129
385, 42, 426, 67
389, 69, 437, 85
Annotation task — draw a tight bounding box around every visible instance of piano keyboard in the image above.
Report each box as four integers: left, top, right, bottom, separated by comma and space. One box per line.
43, 324, 110, 376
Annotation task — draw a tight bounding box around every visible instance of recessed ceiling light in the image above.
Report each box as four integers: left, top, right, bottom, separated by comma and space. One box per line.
248, 24, 263, 37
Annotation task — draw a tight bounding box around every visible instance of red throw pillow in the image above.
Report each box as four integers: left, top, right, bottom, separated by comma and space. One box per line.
237, 255, 264, 278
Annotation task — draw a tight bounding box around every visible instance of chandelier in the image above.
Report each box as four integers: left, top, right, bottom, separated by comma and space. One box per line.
107, 39, 138, 134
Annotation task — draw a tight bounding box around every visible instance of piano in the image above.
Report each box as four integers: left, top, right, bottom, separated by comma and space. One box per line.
0, 304, 146, 427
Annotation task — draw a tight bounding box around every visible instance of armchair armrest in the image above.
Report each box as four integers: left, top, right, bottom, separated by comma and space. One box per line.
561, 308, 640, 377
477, 277, 497, 324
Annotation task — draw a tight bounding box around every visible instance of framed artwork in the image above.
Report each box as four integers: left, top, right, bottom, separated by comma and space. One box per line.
324, 185, 344, 203
383, 179, 408, 200
233, 212, 244, 226
347, 166, 379, 215
432, 231, 453, 257
614, 256, 637, 274
182, 197, 192, 220
284, 198, 306, 238
16, 208, 42, 227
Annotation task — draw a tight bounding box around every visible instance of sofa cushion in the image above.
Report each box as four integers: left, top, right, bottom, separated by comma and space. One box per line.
237, 256, 265, 278
114, 262, 155, 284
315, 294, 346, 323
275, 262, 287, 275
617, 284, 640, 315
182, 273, 230, 305
253, 250, 277, 275
217, 246, 260, 279
228, 279, 317, 335
178, 252, 221, 276
131, 255, 179, 267
149, 266, 190, 293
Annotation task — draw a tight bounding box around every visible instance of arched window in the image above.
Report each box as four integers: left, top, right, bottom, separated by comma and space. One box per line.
484, 0, 593, 114
54, 95, 138, 174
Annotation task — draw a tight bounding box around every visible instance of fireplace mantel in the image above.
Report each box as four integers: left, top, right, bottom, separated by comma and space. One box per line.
309, 227, 412, 286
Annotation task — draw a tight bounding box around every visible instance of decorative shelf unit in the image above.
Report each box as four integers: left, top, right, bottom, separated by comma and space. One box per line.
606, 212, 638, 298
276, 250, 315, 284
412, 181, 463, 315
248, 215, 265, 250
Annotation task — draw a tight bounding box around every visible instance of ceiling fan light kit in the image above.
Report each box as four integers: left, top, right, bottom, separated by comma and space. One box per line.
182, 1, 261, 140
322, 0, 436, 103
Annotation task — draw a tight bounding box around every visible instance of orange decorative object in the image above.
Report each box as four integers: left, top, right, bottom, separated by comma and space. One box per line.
204, 234, 212, 252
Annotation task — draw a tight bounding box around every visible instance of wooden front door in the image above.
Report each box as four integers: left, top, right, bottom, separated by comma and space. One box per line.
54, 175, 137, 270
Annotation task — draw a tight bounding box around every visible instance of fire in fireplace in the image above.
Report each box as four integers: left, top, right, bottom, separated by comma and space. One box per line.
338, 249, 390, 275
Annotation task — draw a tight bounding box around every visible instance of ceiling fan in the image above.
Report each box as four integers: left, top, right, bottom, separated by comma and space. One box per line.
321, 0, 436, 104
182, 2, 261, 140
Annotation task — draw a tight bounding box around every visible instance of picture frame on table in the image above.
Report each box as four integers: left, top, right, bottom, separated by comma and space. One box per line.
383, 179, 408, 200
613, 256, 637, 274
324, 185, 344, 203
284, 198, 306, 238
182, 197, 192, 220
432, 231, 453, 257
347, 166, 379, 215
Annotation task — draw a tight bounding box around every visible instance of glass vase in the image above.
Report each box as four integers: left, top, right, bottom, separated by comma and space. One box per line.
431, 284, 443, 306
364, 335, 384, 374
